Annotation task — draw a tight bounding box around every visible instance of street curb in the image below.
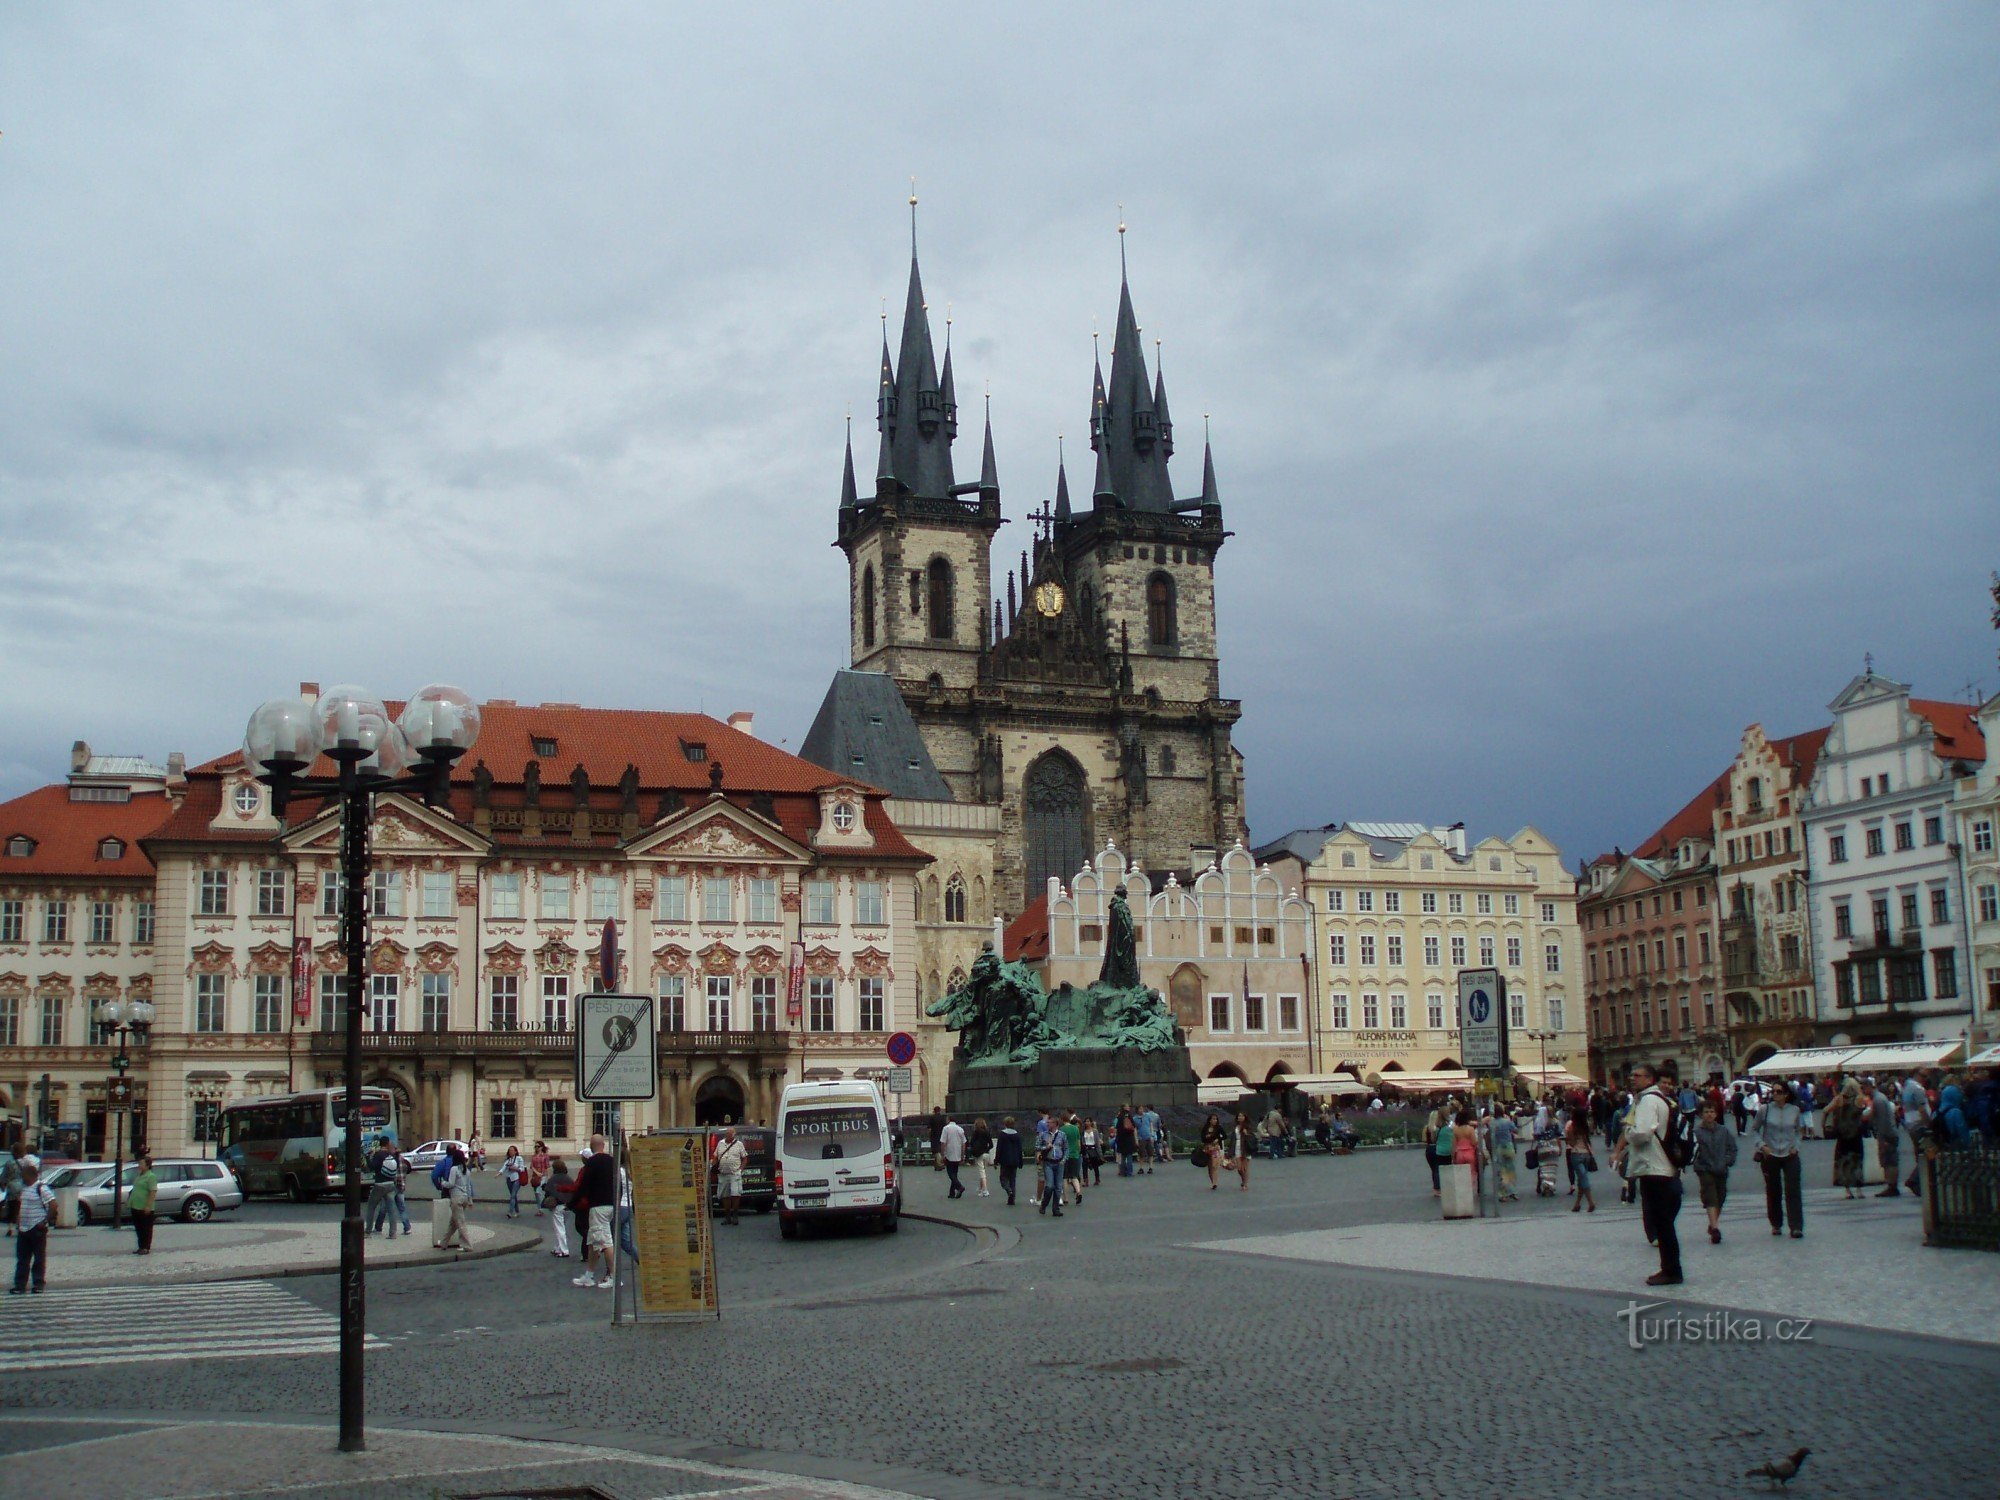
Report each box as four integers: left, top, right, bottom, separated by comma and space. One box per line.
50, 1221, 543, 1290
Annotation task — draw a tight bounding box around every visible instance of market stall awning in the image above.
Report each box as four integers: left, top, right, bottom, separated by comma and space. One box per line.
1512, 1066, 1586, 1088
1966, 1044, 2000, 1068
1839, 1039, 1964, 1073
1197, 1079, 1256, 1103
1268, 1073, 1373, 1096
1748, 1047, 1859, 1077
1377, 1071, 1474, 1092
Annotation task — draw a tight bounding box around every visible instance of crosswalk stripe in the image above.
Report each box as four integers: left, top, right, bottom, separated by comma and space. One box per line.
0, 1279, 384, 1372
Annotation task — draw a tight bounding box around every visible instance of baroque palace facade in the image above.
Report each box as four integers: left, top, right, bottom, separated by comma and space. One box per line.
1, 700, 943, 1158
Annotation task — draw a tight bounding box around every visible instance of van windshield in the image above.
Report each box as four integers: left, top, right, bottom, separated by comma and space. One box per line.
784, 1106, 882, 1161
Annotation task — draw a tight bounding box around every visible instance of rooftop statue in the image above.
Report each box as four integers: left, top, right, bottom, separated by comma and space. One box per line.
927, 886, 1179, 1069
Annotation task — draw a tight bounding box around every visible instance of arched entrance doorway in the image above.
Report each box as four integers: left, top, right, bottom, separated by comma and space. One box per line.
694, 1072, 747, 1127
1023, 751, 1089, 899
367, 1072, 417, 1142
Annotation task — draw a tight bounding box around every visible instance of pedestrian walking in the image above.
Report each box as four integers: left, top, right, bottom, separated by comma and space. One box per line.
1612, 1061, 1684, 1286
571, 1133, 618, 1288
1423, 1104, 1448, 1196
1900, 1071, 1933, 1194
528, 1138, 551, 1213
8, 1159, 52, 1294
1565, 1112, 1598, 1213
1114, 1108, 1138, 1177
1134, 1104, 1156, 1172
1032, 1111, 1054, 1209
1861, 1079, 1900, 1197
995, 1116, 1023, 1206
939, 1116, 967, 1199
1038, 1121, 1067, 1217
1148, 1105, 1171, 1164
366, 1136, 397, 1235
968, 1118, 993, 1197
500, 1146, 527, 1217
468, 1131, 486, 1171
1061, 1113, 1085, 1205
1732, 1086, 1751, 1136
543, 1158, 573, 1257
2, 1152, 22, 1239
128, 1152, 159, 1255
439, 1145, 475, 1252
1081, 1118, 1104, 1186
928, 1106, 948, 1172
1692, 1101, 1737, 1243
1827, 1080, 1865, 1198
1753, 1080, 1805, 1239
1491, 1110, 1518, 1201
1200, 1113, 1226, 1190
712, 1127, 748, 1225
1229, 1111, 1255, 1191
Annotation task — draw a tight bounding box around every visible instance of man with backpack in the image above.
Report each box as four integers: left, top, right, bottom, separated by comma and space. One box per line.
1613, 1059, 1686, 1286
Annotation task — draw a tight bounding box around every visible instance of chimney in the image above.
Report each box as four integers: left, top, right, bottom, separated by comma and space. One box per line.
165, 752, 187, 803
298, 681, 319, 702
71, 740, 90, 774
728, 711, 756, 738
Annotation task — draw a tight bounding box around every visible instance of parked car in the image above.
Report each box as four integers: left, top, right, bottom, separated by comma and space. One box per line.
73, 1159, 243, 1224
404, 1140, 469, 1177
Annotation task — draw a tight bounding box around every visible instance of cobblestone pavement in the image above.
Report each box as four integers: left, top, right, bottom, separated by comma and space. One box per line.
3, 1147, 1994, 1498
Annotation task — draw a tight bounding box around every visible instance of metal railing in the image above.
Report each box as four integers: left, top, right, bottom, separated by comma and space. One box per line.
1923, 1143, 2000, 1253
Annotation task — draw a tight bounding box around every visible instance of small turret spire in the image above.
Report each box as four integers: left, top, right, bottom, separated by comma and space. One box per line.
1153, 337, 1173, 458
839, 417, 858, 511
979, 396, 998, 493
1053, 435, 1071, 521
1200, 426, 1220, 508
1093, 408, 1117, 503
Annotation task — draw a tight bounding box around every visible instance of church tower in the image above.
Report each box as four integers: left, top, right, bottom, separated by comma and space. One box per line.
835, 213, 1003, 695
823, 218, 1245, 917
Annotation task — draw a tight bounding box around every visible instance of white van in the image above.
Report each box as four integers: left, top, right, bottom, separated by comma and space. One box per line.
775, 1078, 900, 1238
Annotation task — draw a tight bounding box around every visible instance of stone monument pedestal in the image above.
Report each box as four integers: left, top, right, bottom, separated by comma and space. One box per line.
948, 1047, 1196, 1120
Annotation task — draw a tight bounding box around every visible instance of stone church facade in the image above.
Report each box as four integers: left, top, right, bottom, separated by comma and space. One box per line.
821, 228, 1248, 919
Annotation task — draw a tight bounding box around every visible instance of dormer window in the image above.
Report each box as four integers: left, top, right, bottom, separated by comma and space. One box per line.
98, 838, 125, 861
831, 801, 857, 833
5, 834, 34, 858
680, 740, 707, 763
532, 736, 558, 758
232, 783, 261, 815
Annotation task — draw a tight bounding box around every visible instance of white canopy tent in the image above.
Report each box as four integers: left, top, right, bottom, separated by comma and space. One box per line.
1512, 1065, 1588, 1089
1966, 1044, 2000, 1068
1748, 1047, 1858, 1077
1839, 1039, 1964, 1072
1197, 1079, 1255, 1104
1269, 1073, 1374, 1097
1376, 1071, 1475, 1093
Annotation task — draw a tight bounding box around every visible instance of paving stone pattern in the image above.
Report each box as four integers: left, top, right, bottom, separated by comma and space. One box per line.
3, 1147, 1994, 1498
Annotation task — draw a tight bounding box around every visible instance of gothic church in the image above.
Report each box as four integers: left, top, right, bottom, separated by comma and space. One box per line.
805, 222, 1247, 917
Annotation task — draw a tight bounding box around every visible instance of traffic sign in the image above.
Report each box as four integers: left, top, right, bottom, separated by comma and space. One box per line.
1457, 969, 1509, 1072
105, 1076, 135, 1109
885, 1066, 914, 1095
576, 992, 658, 1102
885, 1031, 918, 1066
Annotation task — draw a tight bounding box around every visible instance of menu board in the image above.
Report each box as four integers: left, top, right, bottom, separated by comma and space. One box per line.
626, 1129, 720, 1321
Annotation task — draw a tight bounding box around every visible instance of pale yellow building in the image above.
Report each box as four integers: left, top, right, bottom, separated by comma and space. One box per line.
1261, 822, 1586, 1091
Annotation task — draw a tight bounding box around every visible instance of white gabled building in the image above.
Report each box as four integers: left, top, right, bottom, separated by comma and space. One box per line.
1799, 671, 1986, 1046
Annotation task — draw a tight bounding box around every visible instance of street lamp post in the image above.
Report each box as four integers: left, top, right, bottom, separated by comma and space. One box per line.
243, 683, 480, 1455
92, 997, 155, 1230
1524, 1029, 1557, 1099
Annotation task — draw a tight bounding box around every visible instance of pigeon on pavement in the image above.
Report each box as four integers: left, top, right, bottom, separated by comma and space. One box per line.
1744, 1448, 1810, 1489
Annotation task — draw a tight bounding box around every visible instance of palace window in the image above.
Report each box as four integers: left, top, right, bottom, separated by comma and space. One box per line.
808, 977, 836, 1033
855, 881, 885, 926
257, 869, 288, 917
1479, 936, 1495, 967
1451, 936, 1466, 967
1424, 935, 1441, 968
859, 977, 885, 1032
805, 879, 836, 925
1387, 994, 1405, 1029
89, 900, 115, 944
1829, 833, 1847, 863
1924, 815, 1944, 845
1427, 993, 1444, 1029
658, 975, 685, 1032
422, 871, 455, 919
1979, 884, 1999, 924
1355, 890, 1374, 914
1549, 995, 1565, 1031
490, 1100, 518, 1140
253, 975, 284, 1034
706, 975, 732, 1031
1360, 993, 1379, 1028
1358, 935, 1376, 967
1383, 891, 1402, 914
1973, 820, 1994, 854
1326, 890, 1344, 912
195, 974, 227, 1033
1421, 892, 1437, 914
1865, 827, 1885, 858
1146, 572, 1176, 647
1475, 893, 1492, 916
489, 873, 522, 920
197, 871, 228, 917
702, 876, 733, 925
656, 875, 688, 922
1209, 994, 1231, 1032
1930, 886, 1950, 925
1328, 934, 1346, 966
539, 875, 571, 922
489, 974, 519, 1031
1894, 822, 1914, 852
1545, 943, 1561, 973
320, 974, 345, 1032
1934, 949, 1959, 1000
1506, 937, 1522, 968
1448, 893, 1463, 915
0, 899, 20, 942
751, 975, 778, 1031
39, 994, 63, 1047
748, 878, 779, 925
421, 973, 450, 1032
369, 975, 399, 1033
541, 1099, 568, 1140
589, 875, 619, 922
1328, 992, 1349, 1029
1503, 894, 1519, 916
1278, 995, 1300, 1031
1510, 992, 1526, 1030
1243, 994, 1266, 1031
1386, 935, 1403, 967
542, 976, 569, 1032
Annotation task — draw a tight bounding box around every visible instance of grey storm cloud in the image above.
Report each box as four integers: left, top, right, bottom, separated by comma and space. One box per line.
2, 5, 1996, 866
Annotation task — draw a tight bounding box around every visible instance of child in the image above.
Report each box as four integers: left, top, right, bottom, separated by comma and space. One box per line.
542, 1158, 574, 1258
1692, 1102, 1738, 1244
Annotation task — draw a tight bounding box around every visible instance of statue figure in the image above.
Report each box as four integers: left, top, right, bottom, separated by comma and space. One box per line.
470, 759, 494, 809
927, 930, 1178, 1070
618, 764, 640, 816
522, 759, 541, 808
570, 763, 591, 808
1098, 885, 1142, 991
708, 760, 725, 793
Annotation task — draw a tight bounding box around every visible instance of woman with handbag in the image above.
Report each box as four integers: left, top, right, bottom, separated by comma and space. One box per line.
1230, 1112, 1256, 1191
1753, 1080, 1805, 1238
1565, 1111, 1598, 1213
1199, 1113, 1226, 1190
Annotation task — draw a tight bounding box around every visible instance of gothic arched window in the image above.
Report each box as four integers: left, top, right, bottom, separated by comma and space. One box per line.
927, 557, 954, 640
944, 875, 967, 924
861, 565, 877, 649
1146, 572, 1176, 648
1023, 750, 1089, 899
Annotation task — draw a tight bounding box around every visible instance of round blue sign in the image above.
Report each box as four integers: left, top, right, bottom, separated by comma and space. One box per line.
1467, 990, 1491, 1023
886, 1031, 918, 1066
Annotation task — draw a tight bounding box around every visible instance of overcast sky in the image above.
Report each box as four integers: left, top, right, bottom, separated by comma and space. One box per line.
3, 7, 1996, 873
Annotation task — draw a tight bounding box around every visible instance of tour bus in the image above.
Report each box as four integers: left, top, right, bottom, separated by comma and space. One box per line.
774, 1078, 899, 1238
218, 1087, 399, 1200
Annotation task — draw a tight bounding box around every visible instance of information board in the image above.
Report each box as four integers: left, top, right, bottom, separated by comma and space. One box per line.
885, 1065, 914, 1095
576, 992, 658, 1102
1456, 969, 1509, 1073
625, 1129, 720, 1322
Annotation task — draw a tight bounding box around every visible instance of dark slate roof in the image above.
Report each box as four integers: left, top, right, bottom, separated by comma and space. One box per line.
800, 671, 954, 801
1252, 825, 1339, 866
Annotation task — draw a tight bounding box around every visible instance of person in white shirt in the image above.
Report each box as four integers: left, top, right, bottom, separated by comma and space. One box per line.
712, 1128, 749, 1226
9, 1160, 55, 1294
939, 1117, 967, 1200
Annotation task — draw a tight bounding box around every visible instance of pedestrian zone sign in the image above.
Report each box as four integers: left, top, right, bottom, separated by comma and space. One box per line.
576, 992, 658, 1102
1457, 968, 1509, 1072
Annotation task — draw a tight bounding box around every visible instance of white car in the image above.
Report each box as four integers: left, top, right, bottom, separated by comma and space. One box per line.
403, 1140, 469, 1175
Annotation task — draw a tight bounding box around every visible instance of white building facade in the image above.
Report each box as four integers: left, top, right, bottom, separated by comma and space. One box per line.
1955, 693, 2000, 1047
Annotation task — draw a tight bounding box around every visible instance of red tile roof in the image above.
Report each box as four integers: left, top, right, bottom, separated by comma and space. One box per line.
167, 702, 930, 863
1004, 895, 1050, 963
1912, 699, 1986, 763
0, 785, 173, 879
